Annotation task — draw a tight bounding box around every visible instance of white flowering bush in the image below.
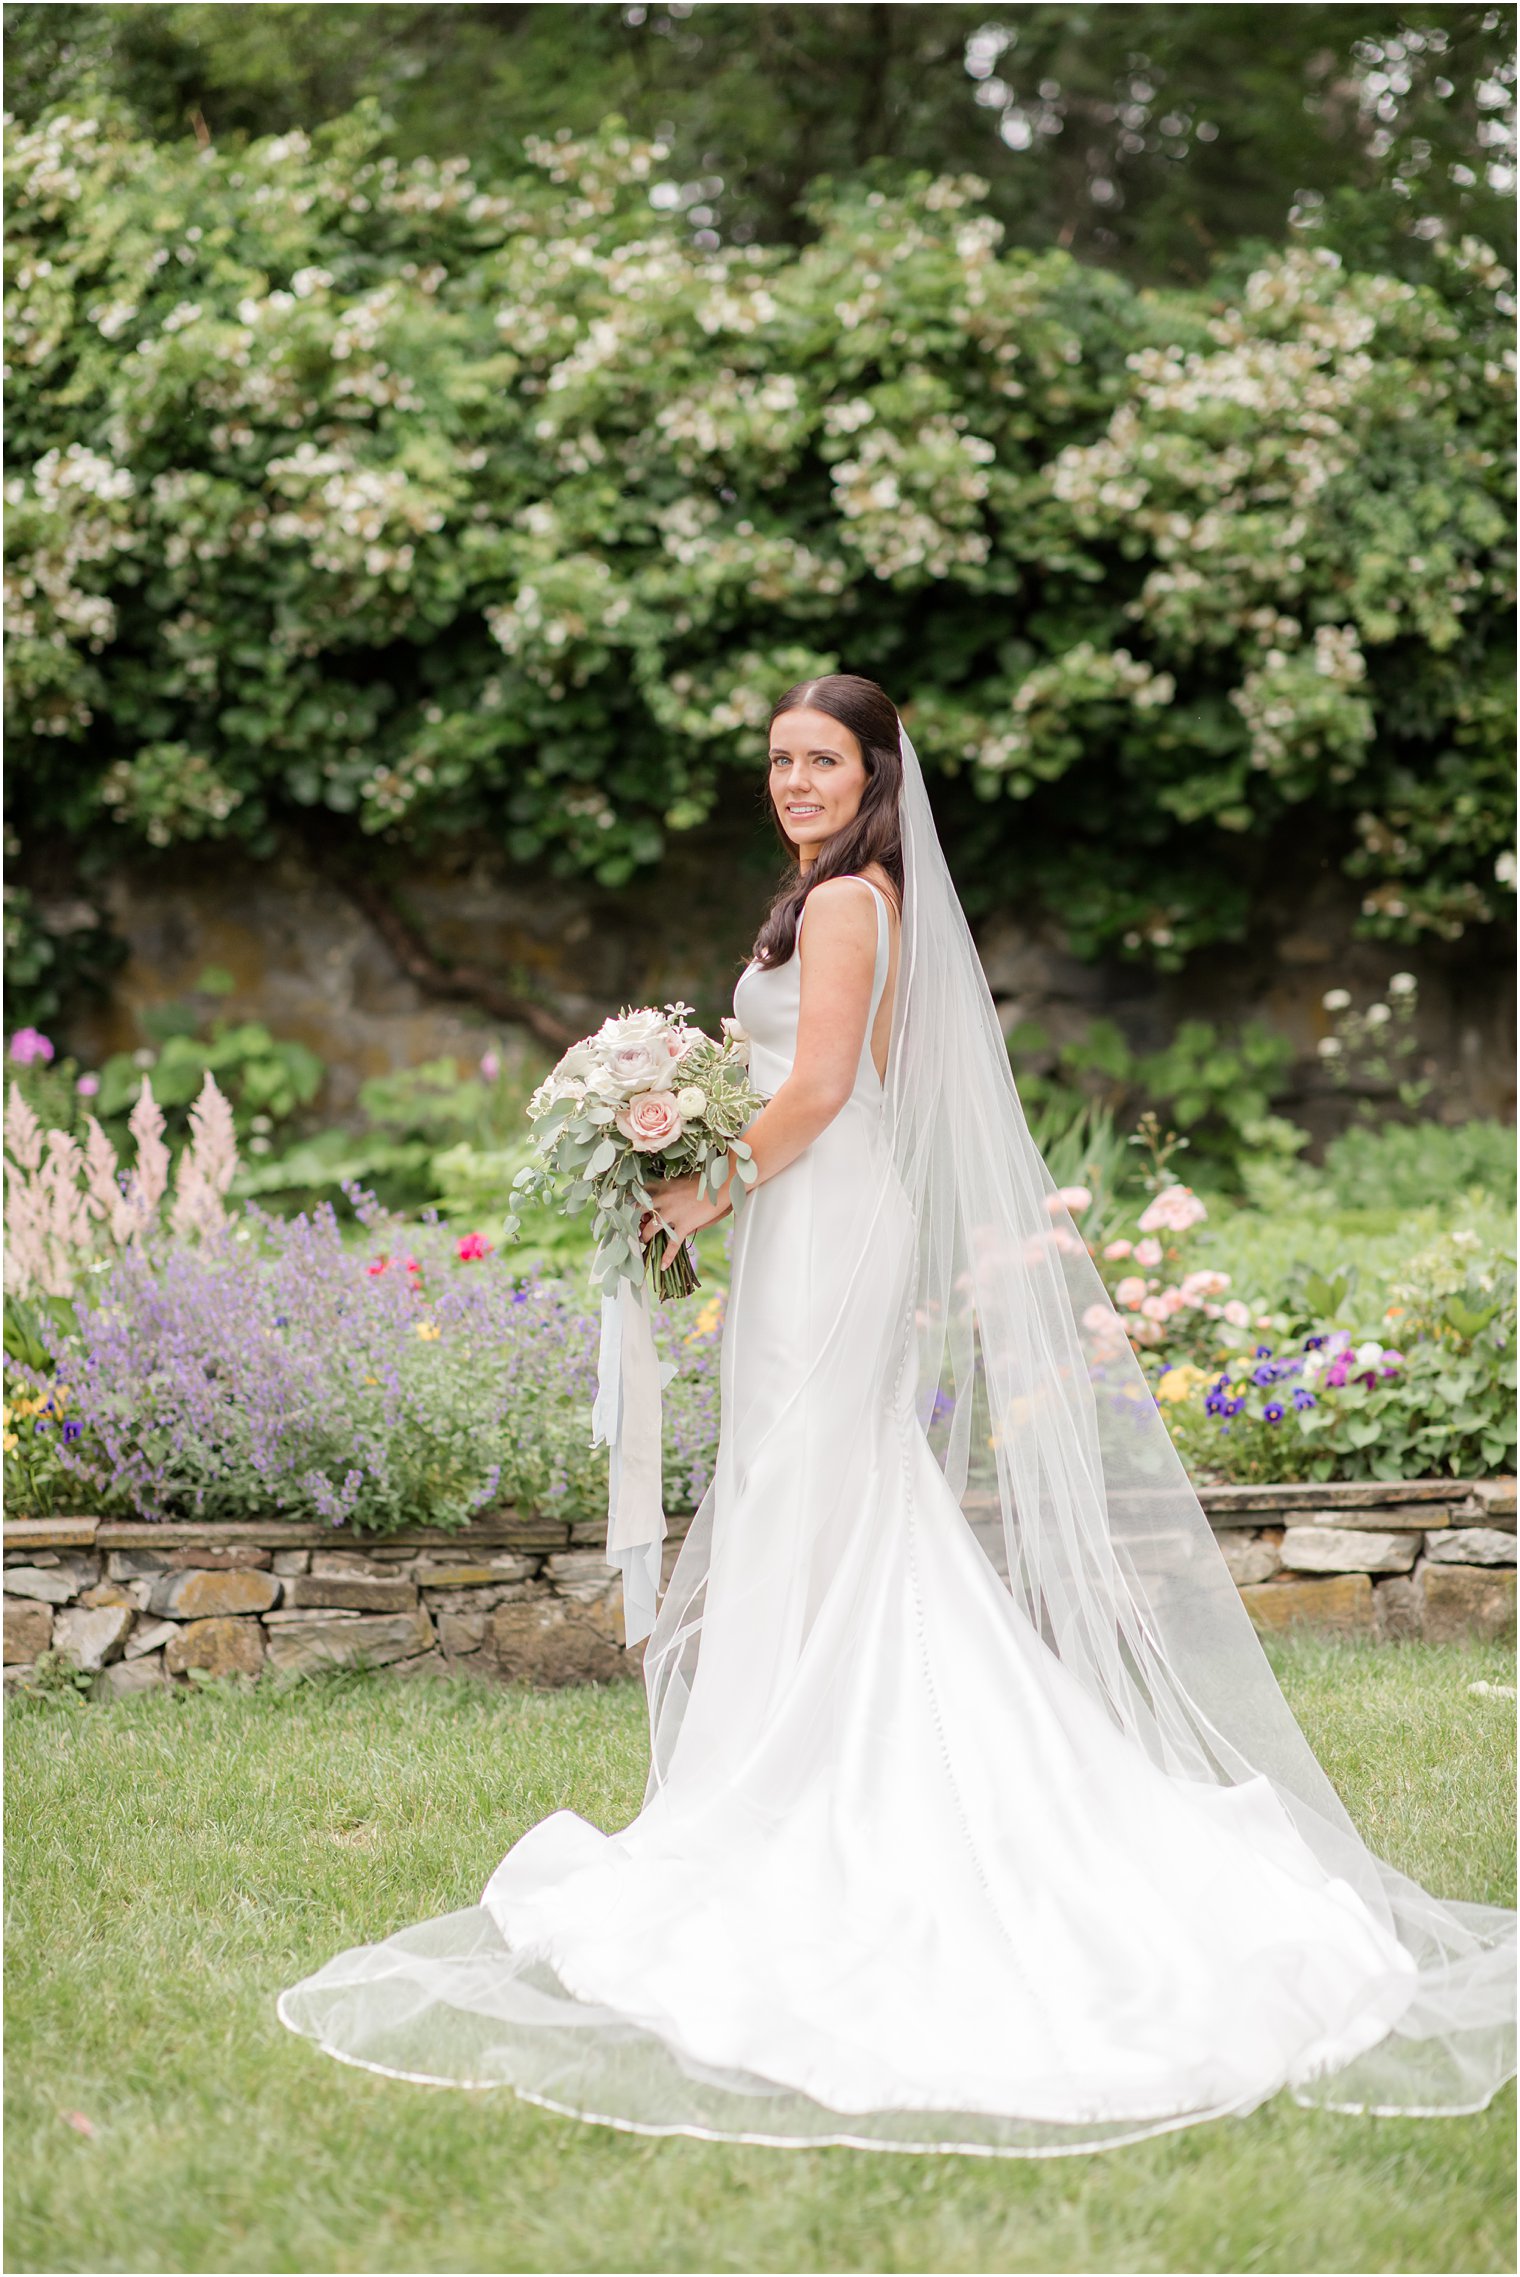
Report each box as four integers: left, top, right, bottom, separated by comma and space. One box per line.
6, 107, 1513, 1003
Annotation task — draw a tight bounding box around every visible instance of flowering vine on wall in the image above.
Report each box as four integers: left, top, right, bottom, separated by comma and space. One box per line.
5, 106, 1514, 1005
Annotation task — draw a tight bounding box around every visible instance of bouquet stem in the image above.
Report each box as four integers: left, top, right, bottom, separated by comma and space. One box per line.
648, 1240, 700, 1304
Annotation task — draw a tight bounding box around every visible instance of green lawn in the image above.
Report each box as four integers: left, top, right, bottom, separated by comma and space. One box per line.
5, 1642, 1514, 2275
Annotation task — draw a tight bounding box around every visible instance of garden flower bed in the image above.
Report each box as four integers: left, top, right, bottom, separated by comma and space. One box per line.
5, 1072, 1514, 1695
4, 1183, 722, 1534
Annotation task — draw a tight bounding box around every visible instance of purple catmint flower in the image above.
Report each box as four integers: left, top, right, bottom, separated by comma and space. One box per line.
28, 1198, 723, 1531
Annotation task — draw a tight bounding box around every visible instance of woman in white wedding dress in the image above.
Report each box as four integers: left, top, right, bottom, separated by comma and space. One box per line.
279, 675, 1514, 2155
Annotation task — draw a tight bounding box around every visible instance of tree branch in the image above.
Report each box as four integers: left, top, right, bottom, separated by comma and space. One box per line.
326, 859, 578, 1053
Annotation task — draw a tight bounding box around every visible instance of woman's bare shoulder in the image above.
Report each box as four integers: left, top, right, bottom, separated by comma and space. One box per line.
855, 861, 901, 917
803, 870, 900, 950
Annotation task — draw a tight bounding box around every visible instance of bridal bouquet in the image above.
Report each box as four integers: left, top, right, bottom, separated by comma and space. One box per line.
505, 1004, 761, 1301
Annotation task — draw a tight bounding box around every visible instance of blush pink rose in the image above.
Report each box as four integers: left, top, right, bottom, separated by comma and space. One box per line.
616, 1092, 684, 1153
1114, 1275, 1148, 1309
1133, 1236, 1164, 1268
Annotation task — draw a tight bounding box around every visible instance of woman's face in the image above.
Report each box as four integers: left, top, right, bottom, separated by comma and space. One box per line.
767, 707, 869, 864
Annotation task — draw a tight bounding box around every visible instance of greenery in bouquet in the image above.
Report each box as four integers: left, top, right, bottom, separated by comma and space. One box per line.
507, 1006, 762, 1303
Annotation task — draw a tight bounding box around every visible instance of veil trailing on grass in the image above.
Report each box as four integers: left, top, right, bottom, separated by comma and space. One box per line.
278, 721, 1513, 2148
869, 722, 1515, 2117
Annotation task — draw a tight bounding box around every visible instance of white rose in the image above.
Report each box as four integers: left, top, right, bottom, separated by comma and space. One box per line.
552, 1039, 595, 1082
583, 1062, 626, 1104
593, 1008, 684, 1095
675, 1086, 706, 1119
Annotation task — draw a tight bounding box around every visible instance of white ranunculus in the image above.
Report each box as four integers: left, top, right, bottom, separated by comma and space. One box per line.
675, 1086, 707, 1119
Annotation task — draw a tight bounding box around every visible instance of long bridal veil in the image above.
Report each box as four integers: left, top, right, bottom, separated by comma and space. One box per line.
873, 722, 1514, 2118
279, 719, 1514, 2147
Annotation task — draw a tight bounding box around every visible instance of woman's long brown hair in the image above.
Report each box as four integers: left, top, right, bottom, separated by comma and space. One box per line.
751, 674, 905, 968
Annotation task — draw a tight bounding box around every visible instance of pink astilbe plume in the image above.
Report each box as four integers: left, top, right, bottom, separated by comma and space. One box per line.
4, 1082, 44, 1173
81, 1116, 128, 1238
2, 1127, 93, 1299
4, 1085, 56, 1295
170, 1074, 240, 1240
121, 1079, 170, 1240
3, 1173, 49, 1298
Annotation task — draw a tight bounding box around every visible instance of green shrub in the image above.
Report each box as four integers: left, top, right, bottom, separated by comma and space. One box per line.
6, 104, 1513, 1039
1322, 1118, 1517, 1213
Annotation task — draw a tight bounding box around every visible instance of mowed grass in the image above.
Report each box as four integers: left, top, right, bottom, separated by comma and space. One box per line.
5, 1640, 1514, 2275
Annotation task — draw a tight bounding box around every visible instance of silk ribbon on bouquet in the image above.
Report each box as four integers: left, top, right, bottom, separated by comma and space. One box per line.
590, 1269, 676, 1647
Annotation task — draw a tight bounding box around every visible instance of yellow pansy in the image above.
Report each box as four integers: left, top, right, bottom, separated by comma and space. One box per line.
2, 1430, 16, 1454
1156, 1363, 1209, 1406
415, 1321, 442, 1342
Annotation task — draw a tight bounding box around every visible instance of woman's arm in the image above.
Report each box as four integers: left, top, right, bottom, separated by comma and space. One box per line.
643, 877, 882, 1265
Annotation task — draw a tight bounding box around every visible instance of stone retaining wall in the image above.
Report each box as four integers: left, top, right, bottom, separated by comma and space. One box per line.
4, 1480, 1514, 1699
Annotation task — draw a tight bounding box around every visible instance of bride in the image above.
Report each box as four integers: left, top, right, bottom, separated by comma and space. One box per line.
279, 674, 1515, 2154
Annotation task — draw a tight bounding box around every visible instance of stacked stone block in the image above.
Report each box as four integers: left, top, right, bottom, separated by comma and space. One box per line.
3, 1480, 1513, 1697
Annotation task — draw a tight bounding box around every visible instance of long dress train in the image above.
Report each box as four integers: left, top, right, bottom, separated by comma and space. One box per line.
278, 876, 1511, 2153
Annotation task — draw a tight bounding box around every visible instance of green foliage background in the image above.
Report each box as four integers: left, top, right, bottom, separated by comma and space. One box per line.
4, 8, 1515, 1029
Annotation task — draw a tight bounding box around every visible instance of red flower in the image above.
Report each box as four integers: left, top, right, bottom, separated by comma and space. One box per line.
367, 1255, 390, 1278
456, 1232, 492, 1263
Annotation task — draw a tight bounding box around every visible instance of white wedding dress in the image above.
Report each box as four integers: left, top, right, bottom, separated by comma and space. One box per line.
278, 840, 1513, 2153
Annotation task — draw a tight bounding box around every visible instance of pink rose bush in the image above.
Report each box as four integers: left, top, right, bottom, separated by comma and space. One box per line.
512, 1002, 763, 1301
